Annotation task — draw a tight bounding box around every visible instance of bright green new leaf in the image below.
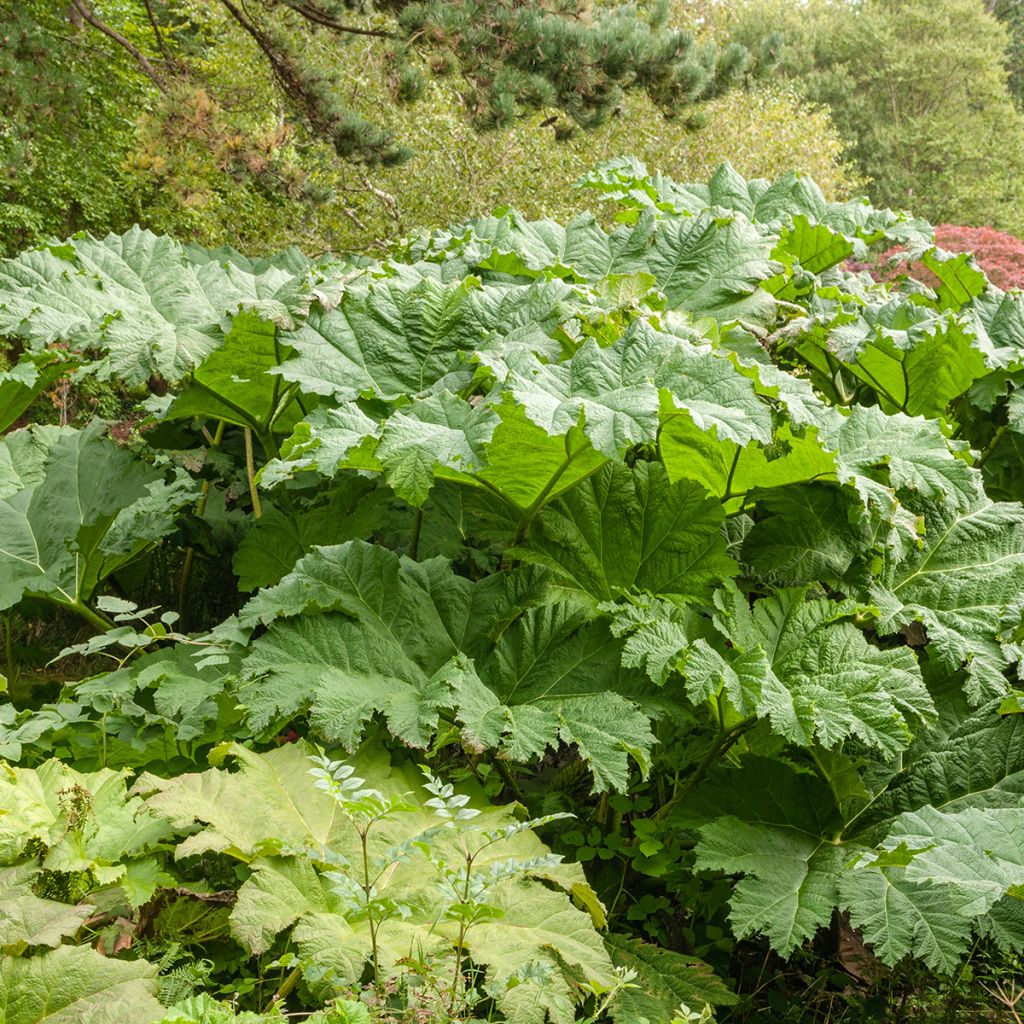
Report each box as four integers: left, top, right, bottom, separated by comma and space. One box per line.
163, 312, 300, 432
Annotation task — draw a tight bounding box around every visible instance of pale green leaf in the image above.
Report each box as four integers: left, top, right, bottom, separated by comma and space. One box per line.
0, 944, 162, 1024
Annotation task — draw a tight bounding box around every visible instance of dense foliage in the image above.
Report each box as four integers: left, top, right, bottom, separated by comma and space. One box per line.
18, 0, 775, 162
726, 0, 1024, 236
3, 160, 1024, 1021
1, 0, 793, 257
995, 0, 1024, 108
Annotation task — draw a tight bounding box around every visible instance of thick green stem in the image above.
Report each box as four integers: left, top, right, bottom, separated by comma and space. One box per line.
189, 378, 259, 430
511, 441, 594, 546
853, 360, 905, 412
59, 599, 115, 635
977, 423, 1007, 469
244, 428, 263, 519
256, 428, 280, 462
451, 850, 475, 1015
721, 446, 743, 504
263, 966, 302, 1013
360, 829, 381, 990
409, 507, 423, 561
809, 746, 846, 837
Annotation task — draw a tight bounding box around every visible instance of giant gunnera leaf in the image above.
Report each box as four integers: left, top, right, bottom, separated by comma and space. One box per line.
0, 423, 197, 616
0, 945, 162, 1024
236, 542, 654, 791
0, 227, 314, 385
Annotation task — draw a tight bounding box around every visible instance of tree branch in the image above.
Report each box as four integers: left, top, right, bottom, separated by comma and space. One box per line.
218, 0, 298, 102
276, 0, 395, 38
142, 0, 171, 62
70, 0, 168, 92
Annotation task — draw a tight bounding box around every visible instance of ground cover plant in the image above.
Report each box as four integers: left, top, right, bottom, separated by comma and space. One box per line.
3, 159, 1024, 1021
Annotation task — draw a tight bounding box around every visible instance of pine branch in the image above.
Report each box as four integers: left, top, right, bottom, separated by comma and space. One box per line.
219, 0, 408, 164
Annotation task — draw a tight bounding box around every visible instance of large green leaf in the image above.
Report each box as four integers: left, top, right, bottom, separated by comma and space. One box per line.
447, 210, 614, 282
232, 479, 388, 591
693, 759, 849, 954
0, 424, 196, 613
514, 461, 736, 603
837, 865, 971, 974
473, 401, 608, 510
693, 693, 1024, 971
871, 498, 1024, 702
740, 485, 870, 586
482, 338, 661, 460
580, 160, 931, 248
476, 603, 656, 791
163, 312, 300, 432
869, 699, 1024, 821
793, 302, 988, 419
374, 390, 499, 505
0, 228, 312, 385
839, 805, 1024, 973
659, 418, 836, 506
880, 806, 1024, 913
0, 759, 169, 885
278, 274, 476, 401
0, 944, 162, 1024
771, 215, 854, 281
611, 210, 780, 323
0, 863, 92, 952
689, 586, 932, 755
237, 543, 651, 789
605, 933, 737, 1022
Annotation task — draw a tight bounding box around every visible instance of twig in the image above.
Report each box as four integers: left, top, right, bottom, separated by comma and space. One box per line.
141, 0, 171, 62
